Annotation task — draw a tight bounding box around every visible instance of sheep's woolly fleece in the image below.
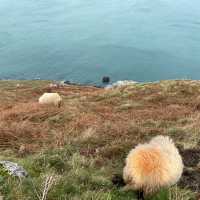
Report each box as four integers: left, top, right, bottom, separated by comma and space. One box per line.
39, 93, 62, 107
123, 135, 183, 195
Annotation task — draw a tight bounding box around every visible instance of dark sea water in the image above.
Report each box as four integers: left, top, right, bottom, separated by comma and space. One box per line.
0, 0, 200, 85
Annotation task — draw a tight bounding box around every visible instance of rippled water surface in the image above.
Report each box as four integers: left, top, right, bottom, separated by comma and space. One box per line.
0, 0, 200, 84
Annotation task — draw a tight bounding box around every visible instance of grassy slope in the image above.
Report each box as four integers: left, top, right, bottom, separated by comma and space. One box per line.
0, 80, 199, 199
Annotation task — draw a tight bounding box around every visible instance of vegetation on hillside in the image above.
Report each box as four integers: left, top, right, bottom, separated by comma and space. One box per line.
0, 80, 199, 199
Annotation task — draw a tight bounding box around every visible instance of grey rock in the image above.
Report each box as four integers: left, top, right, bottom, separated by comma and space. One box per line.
0, 161, 28, 178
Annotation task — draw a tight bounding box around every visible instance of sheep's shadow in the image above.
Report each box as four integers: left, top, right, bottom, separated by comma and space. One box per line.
178, 148, 200, 194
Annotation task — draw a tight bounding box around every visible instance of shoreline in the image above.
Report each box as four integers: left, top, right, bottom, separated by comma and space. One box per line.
1, 78, 200, 88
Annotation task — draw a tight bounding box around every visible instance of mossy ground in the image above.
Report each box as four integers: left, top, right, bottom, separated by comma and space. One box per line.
0, 80, 199, 199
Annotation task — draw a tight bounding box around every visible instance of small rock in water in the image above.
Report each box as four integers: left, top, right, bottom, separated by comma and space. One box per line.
64, 80, 71, 84
102, 76, 110, 83
0, 161, 28, 178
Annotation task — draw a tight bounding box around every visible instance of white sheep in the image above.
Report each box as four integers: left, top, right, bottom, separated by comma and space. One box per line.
123, 135, 183, 198
49, 83, 59, 88
39, 93, 62, 107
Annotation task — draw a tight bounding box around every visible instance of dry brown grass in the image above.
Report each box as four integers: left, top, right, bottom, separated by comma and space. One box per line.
0, 121, 49, 151
0, 102, 62, 121
0, 80, 200, 155
0, 101, 63, 151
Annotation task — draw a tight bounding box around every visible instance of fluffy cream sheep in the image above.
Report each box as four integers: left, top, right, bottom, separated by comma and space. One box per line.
123, 135, 183, 197
39, 93, 62, 107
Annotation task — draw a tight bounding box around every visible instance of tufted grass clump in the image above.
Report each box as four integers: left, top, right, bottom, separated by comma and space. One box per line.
0, 146, 137, 200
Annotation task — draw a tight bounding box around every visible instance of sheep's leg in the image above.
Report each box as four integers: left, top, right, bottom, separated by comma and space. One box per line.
137, 190, 145, 200
57, 101, 62, 108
